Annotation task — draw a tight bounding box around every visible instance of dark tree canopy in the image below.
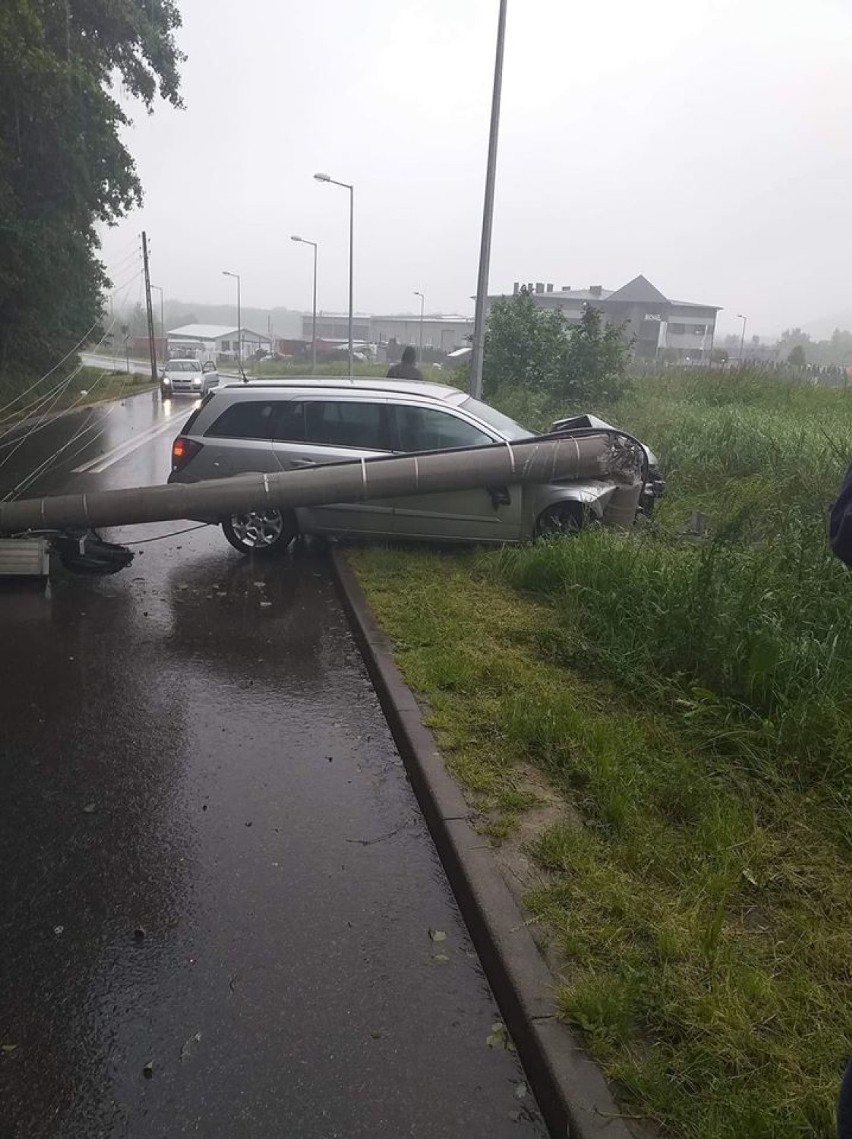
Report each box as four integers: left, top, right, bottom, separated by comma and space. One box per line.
0, 0, 184, 381
483, 288, 630, 408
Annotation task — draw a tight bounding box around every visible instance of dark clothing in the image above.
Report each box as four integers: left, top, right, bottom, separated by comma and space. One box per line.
839, 1058, 852, 1138
829, 464, 852, 566
386, 362, 424, 382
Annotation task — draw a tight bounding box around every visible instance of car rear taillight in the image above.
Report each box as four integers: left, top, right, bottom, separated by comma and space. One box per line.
171, 435, 202, 472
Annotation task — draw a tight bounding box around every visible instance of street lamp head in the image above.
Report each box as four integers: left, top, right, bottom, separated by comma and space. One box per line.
414, 291, 423, 298
291, 235, 302, 243
313, 172, 331, 182
737, 313, 746, 319
222, 270, 238, 279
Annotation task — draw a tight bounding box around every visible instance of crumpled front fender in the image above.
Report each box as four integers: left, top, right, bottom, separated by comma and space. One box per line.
526, 479, 618, 524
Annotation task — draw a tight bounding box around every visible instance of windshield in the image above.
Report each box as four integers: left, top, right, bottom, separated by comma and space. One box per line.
459, 396, 536, 441
167, 360, 201, 372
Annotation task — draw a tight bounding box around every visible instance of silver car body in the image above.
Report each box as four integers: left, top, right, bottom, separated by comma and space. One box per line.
162, 359, 218, 398
167, 378, 645, 542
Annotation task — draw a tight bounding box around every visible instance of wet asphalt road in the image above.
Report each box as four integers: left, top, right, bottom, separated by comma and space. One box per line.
0, 392, 546, 1137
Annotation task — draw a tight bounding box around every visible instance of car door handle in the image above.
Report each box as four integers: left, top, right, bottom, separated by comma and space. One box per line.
291, 458, 317, 468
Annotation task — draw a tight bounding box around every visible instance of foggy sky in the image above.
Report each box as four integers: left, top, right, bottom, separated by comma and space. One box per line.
99, 0, 852, 339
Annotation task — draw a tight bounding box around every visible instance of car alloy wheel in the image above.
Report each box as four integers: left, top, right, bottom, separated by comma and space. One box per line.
222, 509, 297, 554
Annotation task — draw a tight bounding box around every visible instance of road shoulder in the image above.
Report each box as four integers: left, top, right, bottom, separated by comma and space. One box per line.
331, 546, 641, 1139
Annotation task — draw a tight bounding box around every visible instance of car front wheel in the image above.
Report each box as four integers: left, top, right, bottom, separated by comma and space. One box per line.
535, 501, 593, 538
222, 509, 298, 554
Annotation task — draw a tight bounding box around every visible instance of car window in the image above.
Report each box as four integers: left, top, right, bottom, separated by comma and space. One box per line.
275, 401, 306, 443
304, 401, 390, 450
458, 396, 533, 440
395, 405, 494, 452
205, 400, 278, 440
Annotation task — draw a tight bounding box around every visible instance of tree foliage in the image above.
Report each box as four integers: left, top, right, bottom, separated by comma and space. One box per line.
787, 344, 807, 368
0, 0, 185, 381
483, 288, 630, 409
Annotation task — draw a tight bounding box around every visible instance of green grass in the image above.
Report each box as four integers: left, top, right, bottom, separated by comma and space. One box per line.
1, 364, 154, 422
349, 368, 852, 1138
240, 359, 454, 384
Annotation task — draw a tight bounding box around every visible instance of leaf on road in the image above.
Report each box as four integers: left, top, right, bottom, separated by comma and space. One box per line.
143, 1061, 154, 1079
83, 802, 97, 814
515, 1082, 528, 1099
486, 1021, 515, 1051
432, 953, 450, 965
428, 929, 447, 943
2, 1044, 19, 1054
180, 1032, 202, 1063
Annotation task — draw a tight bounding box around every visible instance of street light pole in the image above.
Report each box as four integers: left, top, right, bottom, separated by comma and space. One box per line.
314, 172, 354, 376
223, 271, 244, 380
414, 291, 425, 359
151, 285, 165, 368
470, 0, 508, 400
291, 236, 319, 374
737, 313, 748, 366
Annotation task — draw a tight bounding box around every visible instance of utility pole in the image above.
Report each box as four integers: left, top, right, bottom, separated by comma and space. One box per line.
141, 231, 158, 386
469, 0, 508, 400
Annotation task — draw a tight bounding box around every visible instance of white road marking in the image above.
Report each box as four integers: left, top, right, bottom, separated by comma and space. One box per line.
73, 409, 186, 474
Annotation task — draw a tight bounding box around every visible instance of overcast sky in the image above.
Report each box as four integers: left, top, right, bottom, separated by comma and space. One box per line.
100, 0, 852, 338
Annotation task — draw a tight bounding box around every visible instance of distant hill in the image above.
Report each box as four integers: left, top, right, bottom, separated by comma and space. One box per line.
801, 310, 852, 340
162, 303, 303, 338
111, 299, 304, 339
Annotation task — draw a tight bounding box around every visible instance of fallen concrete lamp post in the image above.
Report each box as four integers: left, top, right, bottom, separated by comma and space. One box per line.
0, 432, 644, 572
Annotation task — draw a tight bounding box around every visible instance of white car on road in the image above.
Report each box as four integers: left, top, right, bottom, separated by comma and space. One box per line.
161, 359, 219, 399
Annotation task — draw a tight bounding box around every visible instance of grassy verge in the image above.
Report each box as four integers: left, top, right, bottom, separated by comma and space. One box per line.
348, 368, 852, 1138
238, 359, 454, 384
1, 365, 155, 424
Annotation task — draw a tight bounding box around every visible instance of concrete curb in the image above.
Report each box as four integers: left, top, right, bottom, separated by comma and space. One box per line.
331, 547, 637, 1139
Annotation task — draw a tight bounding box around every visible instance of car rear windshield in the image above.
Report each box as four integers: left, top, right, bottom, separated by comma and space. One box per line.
180, 405, 205, 435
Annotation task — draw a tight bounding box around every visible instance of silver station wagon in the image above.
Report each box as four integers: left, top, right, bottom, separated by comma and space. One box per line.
167, 378, 663, 554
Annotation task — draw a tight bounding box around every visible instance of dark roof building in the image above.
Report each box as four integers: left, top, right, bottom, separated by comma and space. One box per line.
487, 275, 721, 361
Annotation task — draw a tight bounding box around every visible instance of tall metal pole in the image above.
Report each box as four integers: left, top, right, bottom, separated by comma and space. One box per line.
223, 271, 244, 380
314, 173, 354, 376
469, 0, 508, 400
291, 236, 319, 374
151, 285, 165, 368
737, 313, 747, 366
237, 275, 242, 375
141, 231, 158, 387
312, 241, 318, 374
414, 291, 425, 358
347, 185, 354, 377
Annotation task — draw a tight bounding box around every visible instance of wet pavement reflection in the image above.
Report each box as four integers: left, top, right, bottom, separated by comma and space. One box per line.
0, 394, 546, 1137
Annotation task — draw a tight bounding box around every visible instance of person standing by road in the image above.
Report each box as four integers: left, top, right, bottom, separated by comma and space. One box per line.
387, 345, 424, 382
